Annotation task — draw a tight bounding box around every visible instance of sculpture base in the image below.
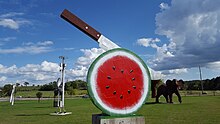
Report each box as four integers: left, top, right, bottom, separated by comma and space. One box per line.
50, 112, 72, 116
92, 114, 145, 124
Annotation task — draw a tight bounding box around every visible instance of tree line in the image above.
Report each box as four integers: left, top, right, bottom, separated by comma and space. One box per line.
38, 80, 87, 91
184, 76, 220, 90
1, 77, 220, 97
0, 80, 87, 97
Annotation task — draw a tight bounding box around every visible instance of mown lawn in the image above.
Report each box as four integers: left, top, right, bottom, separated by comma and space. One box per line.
0, 96, 220, 124
15, 90, 88, 98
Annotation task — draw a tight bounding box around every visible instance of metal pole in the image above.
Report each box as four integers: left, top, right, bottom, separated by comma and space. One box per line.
199, 66, 204, 94
50, 56, 71, 115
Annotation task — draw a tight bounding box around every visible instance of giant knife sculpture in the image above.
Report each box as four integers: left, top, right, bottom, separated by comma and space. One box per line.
61, 9, 119, 51
61, 9, 151, 116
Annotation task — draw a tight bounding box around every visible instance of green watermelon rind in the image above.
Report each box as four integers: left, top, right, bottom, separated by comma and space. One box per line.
87, 48, 151, 116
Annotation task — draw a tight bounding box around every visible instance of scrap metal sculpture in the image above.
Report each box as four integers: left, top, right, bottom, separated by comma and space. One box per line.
50, 56, 72, 115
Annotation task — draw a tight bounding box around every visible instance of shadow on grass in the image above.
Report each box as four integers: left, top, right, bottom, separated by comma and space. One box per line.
15, 113, 49, 116
145, 102, 168, 105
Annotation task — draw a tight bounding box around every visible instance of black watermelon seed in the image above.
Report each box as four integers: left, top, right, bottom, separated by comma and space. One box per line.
121, 69, 124, 73
132, 78, 135, 81
107, 76, 111, 79
133, 86, 136, 89
130, 70, 133, 73
120, 95, 123, 99
112, 66, 116, 70
113, 91, 116, 95
106, 86, 110, 89
128, 90, 131, 94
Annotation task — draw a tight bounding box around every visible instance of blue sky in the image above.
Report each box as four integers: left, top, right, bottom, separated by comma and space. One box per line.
0, 0, 220, 86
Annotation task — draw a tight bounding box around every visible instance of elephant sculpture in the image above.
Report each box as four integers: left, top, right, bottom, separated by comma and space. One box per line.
155, 79, 184, 103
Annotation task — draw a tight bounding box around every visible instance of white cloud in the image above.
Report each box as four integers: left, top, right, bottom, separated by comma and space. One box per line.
0, 12, 24, 18
149, 68, 165, 80
0, 61, 61, 86
145, 0, 220, 71
0, 46, 51, 54
41, 61, 59, 72
66, 48, 105, 81
137, 38, 160, 47
0, 64, 18, 75
169, 68, 188, 74
0, 76, 7, 81
0, 37, 16, 42
69, 66, 88, 78
0, 19, 19, 29
76, 48, 105, 66
0, 41, 54, 54
0, 47, 105, 86
206, 61, 220, 70
37, 41, 53, 46
159, 3, 170, 10
19, 61, 59, 73
0, 12, 31, 30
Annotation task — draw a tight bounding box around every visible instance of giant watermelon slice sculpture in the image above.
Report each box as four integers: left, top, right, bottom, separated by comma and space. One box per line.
61, 9, 151, 116
87, 48, 151, 116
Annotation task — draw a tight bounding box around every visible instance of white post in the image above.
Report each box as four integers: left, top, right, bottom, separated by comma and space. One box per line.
56, 78, 61, 111
10, 84, 16, 105
59, 56, 66, 110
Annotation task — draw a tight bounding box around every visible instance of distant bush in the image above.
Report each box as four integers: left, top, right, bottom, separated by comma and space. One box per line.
2, 84, 13, 96
36, 92, 43, 102
39, 81, 57, 91
39, 84, 54, 91
65, 80, 87, 90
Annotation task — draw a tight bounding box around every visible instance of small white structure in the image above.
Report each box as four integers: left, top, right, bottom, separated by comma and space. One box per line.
9, 84, 16, 105
50, 56, 71, 116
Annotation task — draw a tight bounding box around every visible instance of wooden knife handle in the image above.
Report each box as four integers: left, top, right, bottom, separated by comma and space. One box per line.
60, 9, 101, 42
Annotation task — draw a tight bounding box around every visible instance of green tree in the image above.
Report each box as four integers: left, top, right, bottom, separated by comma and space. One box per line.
2, 84, 12, 96
36, 92, 43, 103
16, 83, 20, 86
67, 87, 76, 96
0, 89, 3, 97
24, 82, 29, 87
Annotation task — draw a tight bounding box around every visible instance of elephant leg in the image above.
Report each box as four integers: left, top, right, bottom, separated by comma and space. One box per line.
156, 85, 164, 103
163, 94, 169, 103
175, 91, 182, 103
168, 93, 173, 103
156, 96, 159, 103
156, 93, 162, 103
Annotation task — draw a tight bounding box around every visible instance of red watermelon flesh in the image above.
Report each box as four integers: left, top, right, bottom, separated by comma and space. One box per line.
96, 55, 144, 109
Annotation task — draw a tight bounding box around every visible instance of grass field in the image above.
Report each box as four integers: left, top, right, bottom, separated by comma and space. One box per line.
15, 90, 88, 98
14, 90, 220, 98
0, 96, 220, 124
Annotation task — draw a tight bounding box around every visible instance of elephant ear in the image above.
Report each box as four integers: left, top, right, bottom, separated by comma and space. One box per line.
176, 80, 184, 90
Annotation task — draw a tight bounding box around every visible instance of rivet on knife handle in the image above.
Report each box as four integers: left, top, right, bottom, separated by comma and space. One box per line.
60, 9, 101, 42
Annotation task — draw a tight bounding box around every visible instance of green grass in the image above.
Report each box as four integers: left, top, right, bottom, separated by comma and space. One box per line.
0, 96, 220, 124
15, 90, 220, 98
143, 96, 220, 124
16, 91, 54, 98
15, 90, 88, 98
